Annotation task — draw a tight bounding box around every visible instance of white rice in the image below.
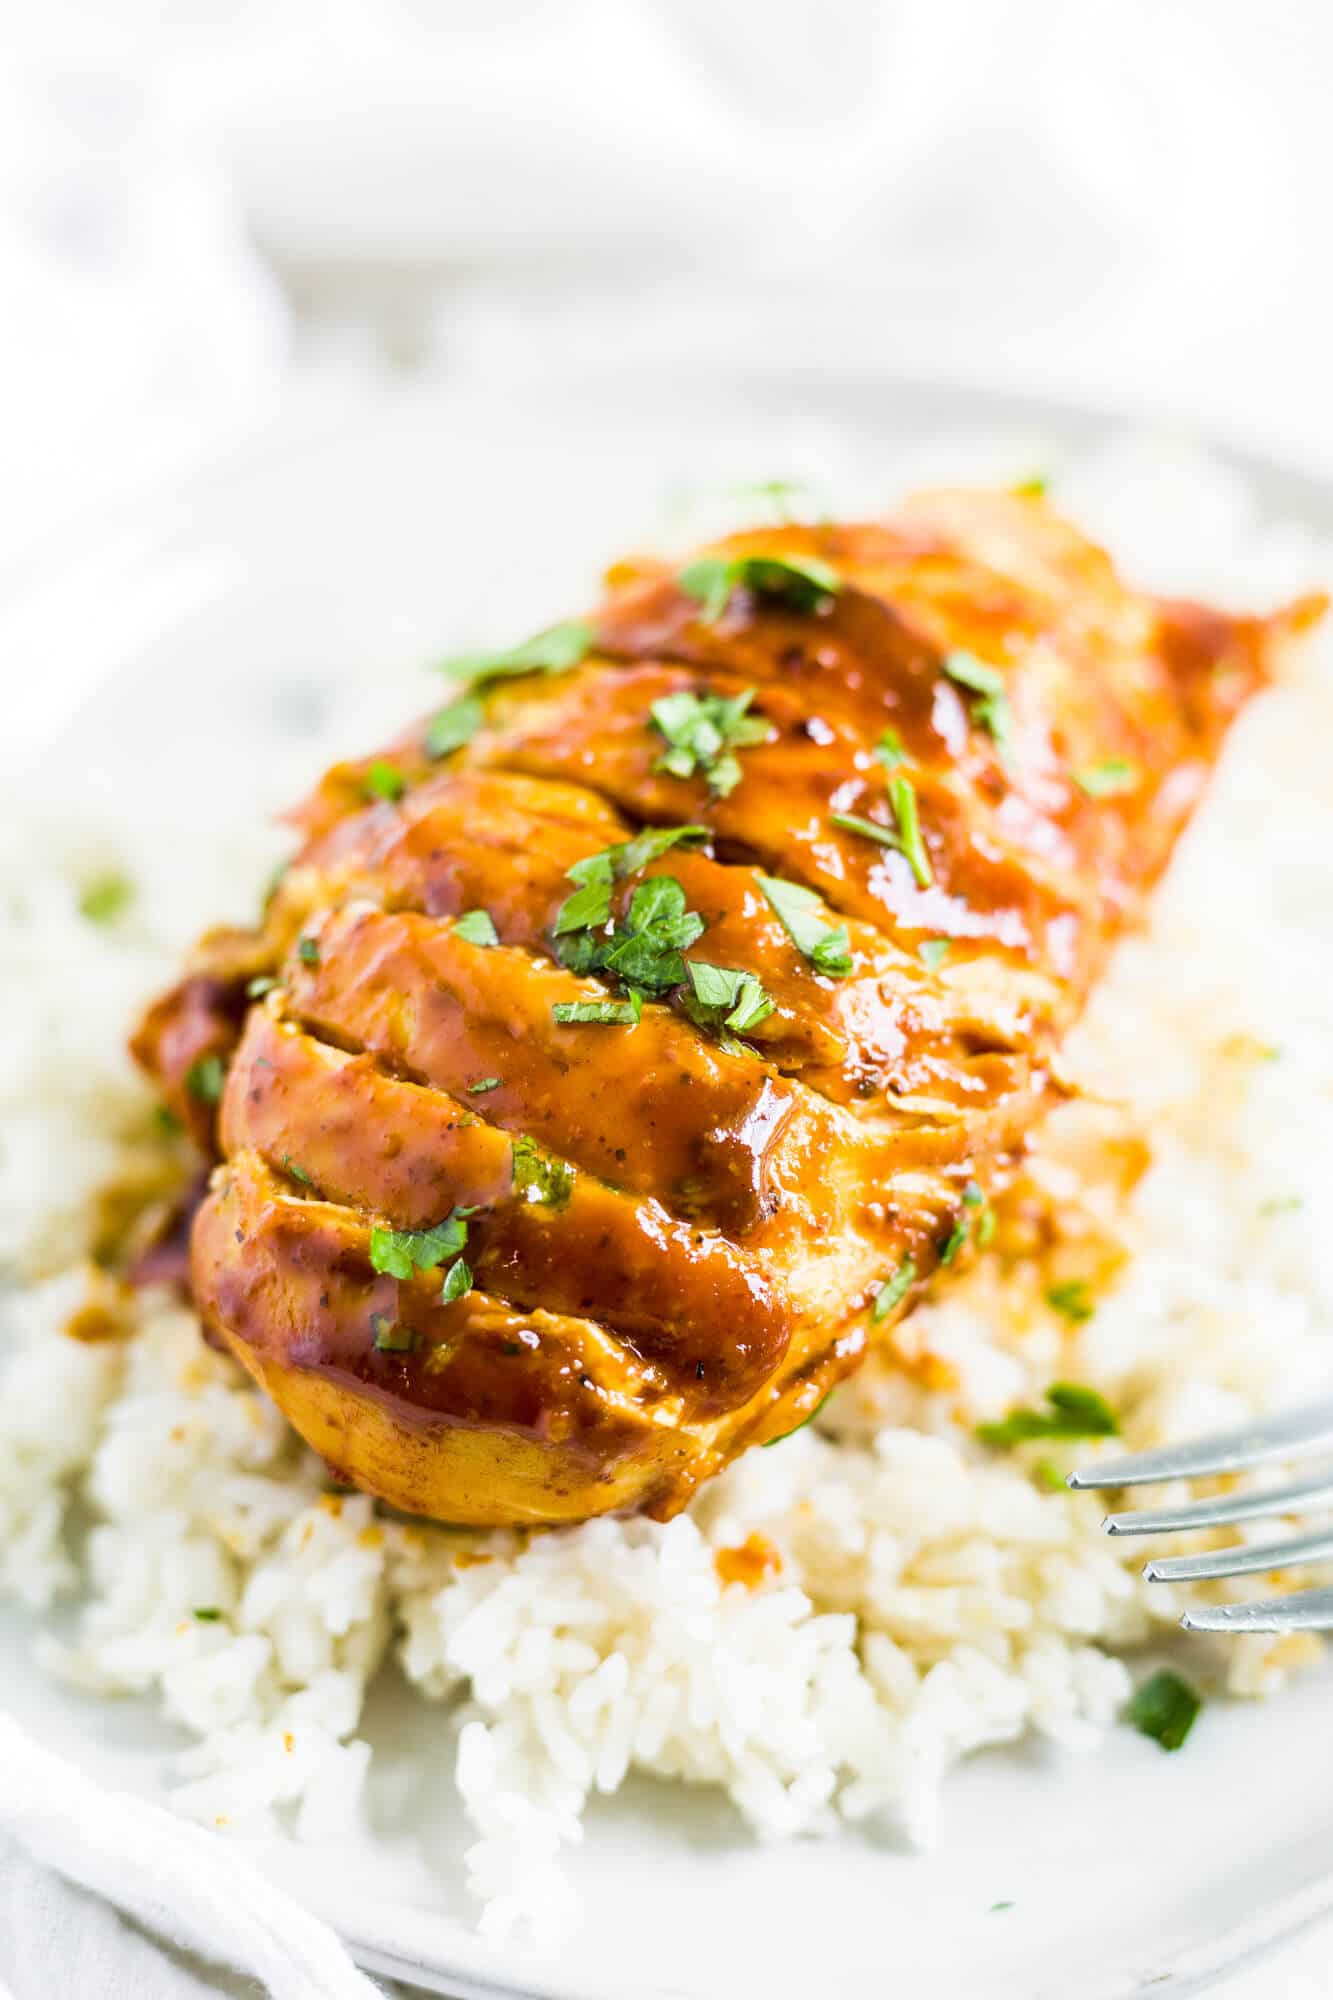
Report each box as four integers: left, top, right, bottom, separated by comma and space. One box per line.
2, 438, 1333, 1930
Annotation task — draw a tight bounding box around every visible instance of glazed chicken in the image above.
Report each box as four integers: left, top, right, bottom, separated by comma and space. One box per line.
132, 491, 1320, 1524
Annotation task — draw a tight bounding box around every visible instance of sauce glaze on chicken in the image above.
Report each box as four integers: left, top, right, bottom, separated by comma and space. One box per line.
132, 491, 1319, 1524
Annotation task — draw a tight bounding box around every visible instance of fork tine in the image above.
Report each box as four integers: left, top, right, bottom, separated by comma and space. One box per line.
1102, 1468, 1333, 1537
1180, 1585, 1333, 1634
1066, 1395, 1333, 1490
1143, 1523, 1333, 1583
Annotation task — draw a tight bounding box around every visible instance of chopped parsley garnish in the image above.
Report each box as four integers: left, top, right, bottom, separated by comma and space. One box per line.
762, 1391, 832, 1447
871, 1258, 916, 1323
185, 1054, 225, 1104
835, 776, 932, 888
553, 825, 708, 937
78, 871, 134, 925
831, 812, 897, 847
363, 760, 407, 803
888, 776, 933, 888
938, 1179, 990, 1264
556, 862, 705, 995
1046, 1279, 1095, 1323
943, 650, 1005, 699
728, 476, 819, 522
650, 688, 772, 797
612, 822, 712, 878
1033, 1458, 1068, 1493
453, 908, 499, 947
682, 961, 774, 1035
677, 551, 841, 623
939, 1216, 969, 1264
943, 650, 1014, 765
371, 1313, 417, 1354
440, 1257, 472, 1304
918, 938, 951, 971
468, 1076, 502, 1093
1012, 473, 1048, 497
1127, 1669, 1202, 1752
281, 1154, 313, 1187
1260, 1194, 1303, 1217
437, 618, 594, 685
873, 727, 909, 771
756, 873, 853, 978
152, 1104, 183, 1138
246, 974, 278, 998
262, 861, 289, 913
425, 693, 485, 759
369, 1210, 475, 1280
192, 1607, 223, 1622
553, 996, 643, 1026
297, 936, 320, 965
602, 877, 704, 989
1073, 757, 1140, 799
976, 1382, 1119, 1450
511, 1134, 575, 1208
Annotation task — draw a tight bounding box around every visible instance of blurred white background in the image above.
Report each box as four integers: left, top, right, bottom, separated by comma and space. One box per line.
1, 0, 1331, 578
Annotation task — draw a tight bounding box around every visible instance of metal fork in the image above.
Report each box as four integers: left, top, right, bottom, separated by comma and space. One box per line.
1068, 1396, 1333, 1633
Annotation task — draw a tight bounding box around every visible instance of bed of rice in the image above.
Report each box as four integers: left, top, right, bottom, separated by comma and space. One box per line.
2, 440, 1332, 1930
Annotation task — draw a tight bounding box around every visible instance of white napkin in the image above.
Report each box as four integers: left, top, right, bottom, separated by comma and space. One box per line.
0, 1719, 388, 2000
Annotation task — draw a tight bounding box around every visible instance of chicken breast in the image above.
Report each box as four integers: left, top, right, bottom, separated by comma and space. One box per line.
133, 492, 1321, 1523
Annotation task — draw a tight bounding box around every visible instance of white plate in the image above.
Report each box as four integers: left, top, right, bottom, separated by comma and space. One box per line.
4, 366, 1333, 2000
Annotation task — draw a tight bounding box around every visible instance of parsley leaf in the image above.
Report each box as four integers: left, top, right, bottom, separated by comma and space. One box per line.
440, 1257, 472, 1304
246, 974, 279, 998
192, 1607, 223, 1622
942, 650, 1005, 698
511, 1135, 575, 1208
78, 871, 134, 925
601, 877, 704, 990
649, 688, 772, 797
762, 1391, 832, 1447
297, 936, 320, 965
728, 476, 820, 522
1073, 757, 1140, 799
552, 996, 643, 1026
553, 825, 709, 937
677, 552, 841, 623
280, 1154, 313, 1186
425, 694, 485, 758
918, 938, 950, 971
468, 1076, 501, 1093
185, 1054, 225, 1104
873, 727, 909, 771
976, 1383, 1119, 1450
371, 1313, 417, 1353
943, 651, 1014, 766
364, 760, 407, 803
832, 776, 932, 888
1046, 1279, 1095, 1323
830, 812, 898, 847
683, 961, 775, 1035
1127, 1669, 1201, 1752
887, 776, 933, 888
437, 618, 594, 684
871, 1258, 916, 1323
369, 1209, 475, 1280
756, 873, 853, 978
453, 908, 499, 947
1012, 473, 1048, 497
